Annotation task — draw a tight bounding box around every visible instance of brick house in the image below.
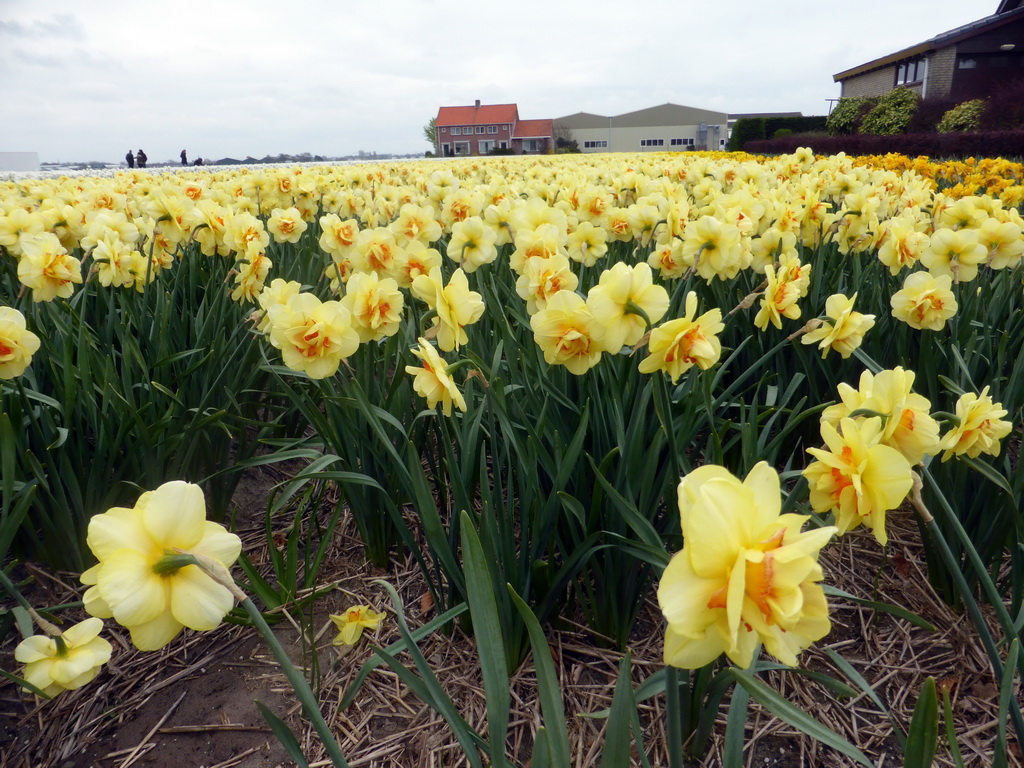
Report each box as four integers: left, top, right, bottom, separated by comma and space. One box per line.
833, 1, 1024, 101
434, 101, 552, 156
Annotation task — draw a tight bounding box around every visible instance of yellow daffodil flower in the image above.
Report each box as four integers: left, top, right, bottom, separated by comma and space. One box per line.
341, 271, 405, 342
586, 262, 669, 352
639, 292, 723, 382
940, 387, 1012, 461
329, 605, 384, 646
266, 293, 360, 379
658, 462, 836, 669
17, 233, 83, 302
15, 617, 112, 697
890, 272, 958, 331
529, 290, 605, 375
405, 338, 466, 416
822, 367, 941, 465
0, 307, 42, 379
446, 216, 498, 273
803, 417, 913, 546
80, 481, 242, 651
411, 267, 484, 352
801, 293, 875, 359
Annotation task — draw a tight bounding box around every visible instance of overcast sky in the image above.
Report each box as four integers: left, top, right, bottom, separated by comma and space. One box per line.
0, 0, 997, 164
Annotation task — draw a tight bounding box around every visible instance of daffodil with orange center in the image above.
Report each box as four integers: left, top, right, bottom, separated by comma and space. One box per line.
405, 338, 466, 416
266, 293, 359, 379
801, 293, 875, 359
341, 271, 404, 342
940, 387, 1012, 461
329, 605, 385, 646
16, 233, 82, 302
890, 272, 958, 332
822, 367, 941, 465
0, 307, 41, 379
639, 292, 723, 383
658, 462, 836, 669
803, 417, 913, 546
529, 290, 605, 375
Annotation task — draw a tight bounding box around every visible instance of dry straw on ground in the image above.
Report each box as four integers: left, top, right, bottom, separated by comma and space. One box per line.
1, 467, 1020, 768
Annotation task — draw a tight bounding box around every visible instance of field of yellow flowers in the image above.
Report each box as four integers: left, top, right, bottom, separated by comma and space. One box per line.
2, 149, 1024, 766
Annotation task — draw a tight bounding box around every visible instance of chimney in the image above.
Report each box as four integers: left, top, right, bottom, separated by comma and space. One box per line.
474, 99, 480, 108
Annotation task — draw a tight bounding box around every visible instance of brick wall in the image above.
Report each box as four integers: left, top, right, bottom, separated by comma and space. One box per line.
927, 47, 957, 98
840, 65, 897, 98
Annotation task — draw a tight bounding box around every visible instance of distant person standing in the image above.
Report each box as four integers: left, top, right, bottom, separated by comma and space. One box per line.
136, 149, 147, 168
126, 149, 135, 168
180, 149, 188, 166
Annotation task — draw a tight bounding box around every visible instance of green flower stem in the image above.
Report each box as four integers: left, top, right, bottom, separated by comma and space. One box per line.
239, 596, 351, 768
910, 473, 1024, 745
186, 552, 349, 767
664, 666, 685, 768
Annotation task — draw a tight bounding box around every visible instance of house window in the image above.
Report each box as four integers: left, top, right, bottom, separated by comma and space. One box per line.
465, 126, 474, 133
583, 140, 608, 148
487, 126, 498, 134
958, 58, 977, 69
451, 127, 461, 135
441, 127, 447, 133
671, 138, 695, 146
475, 126, 486, 134
640, 139, 664, 147
479, 140, 495, 153
454, 142, 470, 156
523, 139, 541, 152
499, 141, 507, 149
896, 57, 926, 84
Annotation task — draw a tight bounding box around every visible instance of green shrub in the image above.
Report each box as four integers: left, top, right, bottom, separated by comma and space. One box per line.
937, 99, 985, 133
859, 87, 920, 135
773, 128, 794, 139
727, 118, 766, 151
826, 97, 878, 135
764, 115, 828, 136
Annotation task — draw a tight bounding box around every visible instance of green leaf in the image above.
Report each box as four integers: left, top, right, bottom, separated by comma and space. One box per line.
941, 683, 965, 768
339, 603, 469, 710
254, 701, 311, 768
723, 676, 750, 768
460, 511, 510, 768
904, 677, 937, 768
0, 666, 52, 699
728, 667, 873, 767
994, 639, 1020, 768
598, 651, 634, 768
509, 586, 570, 768
823, 585, 935, 631
959, 456, 1013, 496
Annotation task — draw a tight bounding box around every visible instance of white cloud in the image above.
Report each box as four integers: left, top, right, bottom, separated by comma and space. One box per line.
0, 0, 997, 161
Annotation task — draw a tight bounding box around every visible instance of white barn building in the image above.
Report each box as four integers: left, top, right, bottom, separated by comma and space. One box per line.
554, 103, 729, 153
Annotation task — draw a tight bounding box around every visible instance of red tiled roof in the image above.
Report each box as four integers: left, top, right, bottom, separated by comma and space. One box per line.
436, 104, 519, 126
513, 119, 552, 138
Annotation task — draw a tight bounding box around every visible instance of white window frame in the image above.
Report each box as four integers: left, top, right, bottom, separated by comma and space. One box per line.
451, 127, 461, 135
487, 125, 498, 134
479, 140, 495, 154
475, 126, 486, 134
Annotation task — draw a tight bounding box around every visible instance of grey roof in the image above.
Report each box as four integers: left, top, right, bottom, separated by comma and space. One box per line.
553, 112, 610, 129
610, 103, 728, 127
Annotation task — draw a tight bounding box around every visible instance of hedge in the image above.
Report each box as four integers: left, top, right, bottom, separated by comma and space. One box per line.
764, 116, 827, 136
743, 130, 1024, 159
727, 118, 766, 151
